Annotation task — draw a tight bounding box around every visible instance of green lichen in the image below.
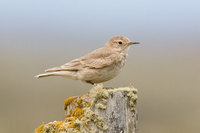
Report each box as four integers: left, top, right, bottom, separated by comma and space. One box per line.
35, 85, 108, 133
95, 103, 107, 110
127, 91, 138, 112
90, 84, 109, 103
107, 86, 137, 94
89, 84, 109, 110
108, 85, 138, 113
83, 108, 108, 130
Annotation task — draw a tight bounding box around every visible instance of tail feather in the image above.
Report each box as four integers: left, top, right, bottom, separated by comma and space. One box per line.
35, 72, 56, 78
45, 67, 78, 72
45, 67, 61, 72
35, 71, 78, 80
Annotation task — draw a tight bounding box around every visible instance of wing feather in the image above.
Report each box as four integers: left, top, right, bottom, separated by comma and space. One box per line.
45, 59, 81, 72
81, 47, 118, 68
45, 47, 118, 72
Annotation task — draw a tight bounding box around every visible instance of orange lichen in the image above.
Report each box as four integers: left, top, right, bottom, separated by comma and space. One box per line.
54, 121, 65, 131
35, 124, 45, 133
65, 117, 76, 122
87, 103, 91, 107
63, 94, 92, 130
77, 98, 83, 107
67, 121, 76, 128
35, 85, 111, 132
72, 107, 84, 118
65, 117, 77, 128
64, 107, 84, 129
64, 96, 77, 110
35, 121, 66, 133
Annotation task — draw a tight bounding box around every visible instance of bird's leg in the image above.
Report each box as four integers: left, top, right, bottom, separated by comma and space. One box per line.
86, 81, 94, 85
86, 81, 113, 89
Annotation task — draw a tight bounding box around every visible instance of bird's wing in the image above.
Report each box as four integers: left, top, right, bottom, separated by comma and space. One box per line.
80, 48, 118, 69
45, 47, 118, 72
45, 58, 82, 72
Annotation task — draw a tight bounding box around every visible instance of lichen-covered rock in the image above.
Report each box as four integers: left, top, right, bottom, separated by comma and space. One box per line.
35, 84, 138, 133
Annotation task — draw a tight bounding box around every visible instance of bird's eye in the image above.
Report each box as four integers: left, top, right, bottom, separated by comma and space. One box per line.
118, 41, 122, 44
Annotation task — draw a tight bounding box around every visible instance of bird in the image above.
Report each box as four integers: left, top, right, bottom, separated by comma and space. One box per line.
35, 36, 139, 84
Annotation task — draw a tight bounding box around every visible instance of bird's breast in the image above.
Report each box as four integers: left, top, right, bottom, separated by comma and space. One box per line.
116, 52, 127, 67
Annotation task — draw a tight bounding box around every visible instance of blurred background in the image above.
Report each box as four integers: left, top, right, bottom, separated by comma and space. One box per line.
0, 0, 200, 133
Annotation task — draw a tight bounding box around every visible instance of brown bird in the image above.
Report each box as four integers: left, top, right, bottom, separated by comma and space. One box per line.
35, 36, 139, 84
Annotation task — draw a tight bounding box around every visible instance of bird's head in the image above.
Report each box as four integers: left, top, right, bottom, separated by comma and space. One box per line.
106, 36, 139, 52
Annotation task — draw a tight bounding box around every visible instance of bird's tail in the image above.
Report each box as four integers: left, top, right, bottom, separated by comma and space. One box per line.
35, 72, 54, 78
35, 71, 77, 79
